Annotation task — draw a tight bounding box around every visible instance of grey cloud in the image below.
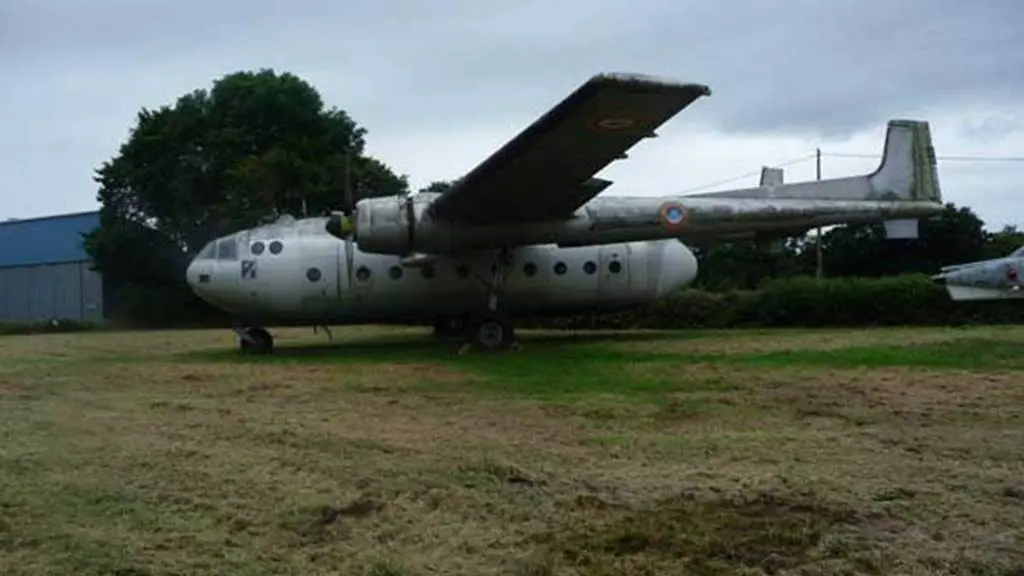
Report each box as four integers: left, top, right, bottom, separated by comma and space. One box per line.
371, 0, 1024, 139
1, 0, 1022, 223
4, 0, 1022, 138
957, 113, 1024, 142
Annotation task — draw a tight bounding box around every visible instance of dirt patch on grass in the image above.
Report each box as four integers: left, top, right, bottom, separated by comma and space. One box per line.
529, 489, 876, 575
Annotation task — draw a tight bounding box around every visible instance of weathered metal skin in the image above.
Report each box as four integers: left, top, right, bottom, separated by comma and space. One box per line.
352, 195, 942, 255
934, 249, 1024, 301
349, 119, 943, 256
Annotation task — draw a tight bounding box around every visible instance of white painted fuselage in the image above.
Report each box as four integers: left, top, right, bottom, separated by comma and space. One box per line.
185, 216, 699, 326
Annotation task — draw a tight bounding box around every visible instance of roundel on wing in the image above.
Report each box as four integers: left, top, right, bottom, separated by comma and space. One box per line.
587, 116, 644, 133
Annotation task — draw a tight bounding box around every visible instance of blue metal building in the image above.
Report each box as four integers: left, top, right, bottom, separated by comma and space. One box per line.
0, 211, 105, 323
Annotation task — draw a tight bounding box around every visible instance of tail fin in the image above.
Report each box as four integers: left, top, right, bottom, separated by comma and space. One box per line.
689, 119, 943, 204
869, 119, 942, 203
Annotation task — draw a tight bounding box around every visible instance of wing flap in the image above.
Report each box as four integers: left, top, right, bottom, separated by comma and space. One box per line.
428, 73, 710, 225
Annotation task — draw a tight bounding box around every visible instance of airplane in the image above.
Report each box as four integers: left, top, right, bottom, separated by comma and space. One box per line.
933, 246, 1024, 301
185, 72, 946, 354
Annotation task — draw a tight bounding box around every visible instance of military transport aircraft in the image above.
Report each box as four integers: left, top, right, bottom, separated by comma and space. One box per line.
933, 246, 1024, 301
185, 72, 946, 354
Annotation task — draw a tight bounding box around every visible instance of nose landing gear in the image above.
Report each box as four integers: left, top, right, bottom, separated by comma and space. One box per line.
234, 326, 274, 355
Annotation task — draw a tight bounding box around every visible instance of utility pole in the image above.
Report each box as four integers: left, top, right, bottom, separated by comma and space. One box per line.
815, 147, 823, 281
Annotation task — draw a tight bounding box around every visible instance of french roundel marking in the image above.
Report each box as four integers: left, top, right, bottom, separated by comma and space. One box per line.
659, 202, 688, 232
588, 117, 636, 131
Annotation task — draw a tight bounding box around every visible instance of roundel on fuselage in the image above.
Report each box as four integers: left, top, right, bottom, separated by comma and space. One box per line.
658, 201, 689, 233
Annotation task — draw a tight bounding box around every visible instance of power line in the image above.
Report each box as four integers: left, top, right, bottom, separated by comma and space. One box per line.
679, 152, 818, 194
824, 152, 1024, 162
679, 150, 1024, 197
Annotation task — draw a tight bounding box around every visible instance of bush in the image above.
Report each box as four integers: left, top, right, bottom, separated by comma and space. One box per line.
97, 273, 1022, 331
105, 282, 232, 329
525, 274, 1024, 330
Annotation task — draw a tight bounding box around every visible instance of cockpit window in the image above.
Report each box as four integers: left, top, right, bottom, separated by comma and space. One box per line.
217, 238, 238, 260
197, 241, 216, 260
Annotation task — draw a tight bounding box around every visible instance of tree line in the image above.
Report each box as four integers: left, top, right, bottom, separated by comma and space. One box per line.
79, 69, 1023, 329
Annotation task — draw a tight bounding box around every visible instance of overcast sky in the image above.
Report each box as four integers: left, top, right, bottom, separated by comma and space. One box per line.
3, 0, 1022, 231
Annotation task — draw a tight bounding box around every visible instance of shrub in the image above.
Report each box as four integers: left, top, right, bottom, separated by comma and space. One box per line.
524, 274, 1024, 330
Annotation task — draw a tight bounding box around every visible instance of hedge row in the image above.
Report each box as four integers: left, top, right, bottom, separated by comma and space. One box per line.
4, 274, 1019, 335
522, 274, 1024, 330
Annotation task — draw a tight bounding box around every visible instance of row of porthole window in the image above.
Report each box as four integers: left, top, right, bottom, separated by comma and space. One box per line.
250, 240, 283, 256
308, 259, 624, 283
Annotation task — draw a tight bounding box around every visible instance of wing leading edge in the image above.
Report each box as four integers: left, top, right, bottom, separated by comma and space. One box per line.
426, 73, 711, 226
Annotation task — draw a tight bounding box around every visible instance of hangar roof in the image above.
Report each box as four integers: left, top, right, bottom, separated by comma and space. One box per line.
0, 211, 100, 268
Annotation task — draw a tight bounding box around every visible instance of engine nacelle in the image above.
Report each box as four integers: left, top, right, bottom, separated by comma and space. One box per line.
353, 196, 411, 254
353, 194, 458, 255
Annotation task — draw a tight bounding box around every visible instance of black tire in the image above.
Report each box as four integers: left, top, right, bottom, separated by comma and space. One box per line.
468, 314, 515, 350
240, 327, 274, 355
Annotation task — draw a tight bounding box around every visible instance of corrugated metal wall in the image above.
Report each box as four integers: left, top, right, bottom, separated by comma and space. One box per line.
0, 261, 104, 322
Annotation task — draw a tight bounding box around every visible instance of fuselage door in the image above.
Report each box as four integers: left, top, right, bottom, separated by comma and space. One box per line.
299, 232, 343, 317
598, 244, 630, 301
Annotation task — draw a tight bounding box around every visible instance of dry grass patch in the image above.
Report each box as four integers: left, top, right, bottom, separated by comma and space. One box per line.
0, 324, 425, 360
2, 327, 1023, 574
610, 325, 1024, 356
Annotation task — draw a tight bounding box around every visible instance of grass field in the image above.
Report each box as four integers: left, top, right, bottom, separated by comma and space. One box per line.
1, 325, 1023, 575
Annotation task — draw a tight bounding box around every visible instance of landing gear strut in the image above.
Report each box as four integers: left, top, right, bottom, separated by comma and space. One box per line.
459, 246, 518, 352
235, 326, 274, 355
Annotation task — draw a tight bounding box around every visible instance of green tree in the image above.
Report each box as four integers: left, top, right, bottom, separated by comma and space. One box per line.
692, 239, 804, 291
984, 225, 1024, 260
84, 68, 408, 326
418, 178, 461, 194
803, 203, 987, 277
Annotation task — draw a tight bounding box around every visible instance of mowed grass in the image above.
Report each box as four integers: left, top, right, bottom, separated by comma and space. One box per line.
1, 325, 1023, 575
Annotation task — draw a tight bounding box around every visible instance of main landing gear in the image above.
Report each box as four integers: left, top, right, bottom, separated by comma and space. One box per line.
436, 247, 519, 353
234, 326, 274, 355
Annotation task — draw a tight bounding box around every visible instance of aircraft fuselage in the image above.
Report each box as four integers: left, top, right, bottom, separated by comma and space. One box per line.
185, 215, 698, 327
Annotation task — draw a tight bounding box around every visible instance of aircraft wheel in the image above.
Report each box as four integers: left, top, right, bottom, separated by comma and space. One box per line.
240, 327, 274, 355
469, 315, 515, 351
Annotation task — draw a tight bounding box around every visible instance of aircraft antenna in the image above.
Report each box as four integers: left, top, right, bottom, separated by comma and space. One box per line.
815, 148, 823, 282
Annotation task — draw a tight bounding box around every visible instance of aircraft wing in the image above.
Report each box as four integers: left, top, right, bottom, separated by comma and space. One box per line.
426, 73, 711, 226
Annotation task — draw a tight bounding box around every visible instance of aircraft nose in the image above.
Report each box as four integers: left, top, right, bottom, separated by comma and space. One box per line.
185, 255, 213, 295
186, 259, 198, 288
656, 240, 699, 296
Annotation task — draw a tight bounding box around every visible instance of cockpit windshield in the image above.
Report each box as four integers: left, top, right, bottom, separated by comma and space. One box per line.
194, 237, 240, 261
196, 241, 216, 260
216, 238, 238, 261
